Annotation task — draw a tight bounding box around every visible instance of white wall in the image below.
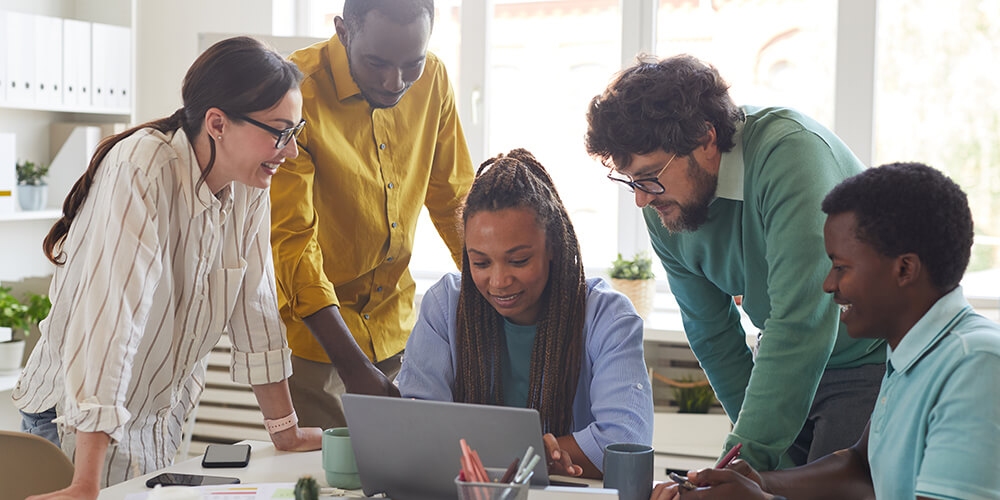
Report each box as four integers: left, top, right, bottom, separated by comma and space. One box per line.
134, 0, 273, 123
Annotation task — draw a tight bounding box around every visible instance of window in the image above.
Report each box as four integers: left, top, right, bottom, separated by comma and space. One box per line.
657, 0, 838, 128
487, 0, 622, 268
283, 1, 998, 306
875, 0, 1000, 297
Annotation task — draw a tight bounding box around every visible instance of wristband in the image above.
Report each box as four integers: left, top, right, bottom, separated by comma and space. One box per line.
264, 411, 298, 434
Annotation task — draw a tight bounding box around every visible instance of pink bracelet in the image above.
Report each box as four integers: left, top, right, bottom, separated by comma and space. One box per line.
264, 411, 298, 434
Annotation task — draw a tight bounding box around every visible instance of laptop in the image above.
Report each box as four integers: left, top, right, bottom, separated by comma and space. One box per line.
342, 394, 550, 500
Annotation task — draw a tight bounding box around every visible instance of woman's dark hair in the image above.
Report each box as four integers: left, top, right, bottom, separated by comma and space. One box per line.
585, 54, 743, 169
821, 162, 974, 291
43, 36, 302, 265
454, 148, 586, 436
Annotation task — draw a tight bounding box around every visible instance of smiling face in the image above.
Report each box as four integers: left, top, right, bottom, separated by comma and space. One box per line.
465, 207, 552, 326
338, 9, 430, 109
209, 89, 302, 192
823, 211, 909, 347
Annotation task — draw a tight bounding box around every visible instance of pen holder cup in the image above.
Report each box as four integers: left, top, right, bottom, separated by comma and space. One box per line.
455, 467, 532, 500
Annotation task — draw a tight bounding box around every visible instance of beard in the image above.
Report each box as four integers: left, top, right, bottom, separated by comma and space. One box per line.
652, 156, 718, 233
345, 44, 411, 109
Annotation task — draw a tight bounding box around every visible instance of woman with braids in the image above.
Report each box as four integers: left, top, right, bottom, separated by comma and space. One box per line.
397, 149, 653, 478
13, 37, 321, 498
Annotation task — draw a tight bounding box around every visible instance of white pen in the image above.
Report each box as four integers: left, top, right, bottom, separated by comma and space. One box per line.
515, 454, 541, 484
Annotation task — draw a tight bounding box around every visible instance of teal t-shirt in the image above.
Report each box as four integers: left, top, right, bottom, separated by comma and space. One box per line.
868, 287, 1000, 500
501, 319, 537, 408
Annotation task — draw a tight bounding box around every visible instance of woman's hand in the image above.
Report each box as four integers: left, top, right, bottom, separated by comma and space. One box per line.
269, 426, 323, 451
542, 433, 583, 477
26, 481, 100, 500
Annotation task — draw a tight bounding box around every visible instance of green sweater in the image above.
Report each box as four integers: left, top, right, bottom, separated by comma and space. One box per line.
645, 106, 885, 471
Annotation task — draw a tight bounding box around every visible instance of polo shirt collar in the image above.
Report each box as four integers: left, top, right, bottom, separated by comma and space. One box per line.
714, 110, 746, 202
888, 286, 972, 375
328, 35, 362, 102
170, 129, 232, 218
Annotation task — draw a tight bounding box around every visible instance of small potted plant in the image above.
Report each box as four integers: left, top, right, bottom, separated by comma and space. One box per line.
0, 287, 51, 375
609, 252, 656, 318
15, 159, 50, 211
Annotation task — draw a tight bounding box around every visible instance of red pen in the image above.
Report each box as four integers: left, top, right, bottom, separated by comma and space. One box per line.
716, 443, 742, 469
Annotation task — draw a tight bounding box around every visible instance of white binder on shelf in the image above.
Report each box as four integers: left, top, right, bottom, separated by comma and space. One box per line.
110, 24, 131, 110
33, 14, 64, 107
0, 133, 15, 216
90, 22, 111, 108
0, 12, 6, 104
63, 19, 92, 108
4, 11, 36, 105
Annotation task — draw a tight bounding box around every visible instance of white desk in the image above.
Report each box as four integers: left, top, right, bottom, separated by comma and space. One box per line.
99, 441, 618, 499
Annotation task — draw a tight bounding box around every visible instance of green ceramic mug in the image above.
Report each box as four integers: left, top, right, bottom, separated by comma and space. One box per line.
322, 427, 362, 489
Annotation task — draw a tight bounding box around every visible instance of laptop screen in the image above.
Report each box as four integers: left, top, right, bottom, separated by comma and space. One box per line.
343, 394, 550, 500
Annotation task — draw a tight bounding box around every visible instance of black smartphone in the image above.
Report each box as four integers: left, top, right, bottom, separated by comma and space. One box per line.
145, 472, 240, 487
202, 443, 252, 468
548, 478, 590, 487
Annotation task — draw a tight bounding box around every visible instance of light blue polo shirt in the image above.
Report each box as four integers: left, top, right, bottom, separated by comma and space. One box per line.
868, 286, 1000, 500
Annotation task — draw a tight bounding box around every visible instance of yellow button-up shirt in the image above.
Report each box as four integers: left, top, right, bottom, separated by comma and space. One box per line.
270, 35, 473, 363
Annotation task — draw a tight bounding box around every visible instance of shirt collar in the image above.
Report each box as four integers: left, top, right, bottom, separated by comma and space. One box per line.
888, 286, 972, 375
170, 129, 232, 218
328, 35, 362, 102
714, 111, 746, 202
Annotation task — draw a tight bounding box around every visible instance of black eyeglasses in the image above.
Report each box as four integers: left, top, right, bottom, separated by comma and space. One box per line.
606, 153, 678, 195
224, 111, 306, 149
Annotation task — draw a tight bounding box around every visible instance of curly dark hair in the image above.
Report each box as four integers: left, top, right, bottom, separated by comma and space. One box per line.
585, 54, 743, 169
821, 162, 974, 291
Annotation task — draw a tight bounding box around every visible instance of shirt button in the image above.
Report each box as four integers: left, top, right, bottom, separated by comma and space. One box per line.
387, 182, 394, 189
379, 143, 386, 150
376, 286, 383, 292
364, 314, 370, 320
391, 222, 397, 228
387, 256, 394, 262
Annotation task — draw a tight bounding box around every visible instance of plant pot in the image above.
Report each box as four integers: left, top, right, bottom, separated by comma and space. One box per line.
17, 184, 47, 211
610, 277, 656, 319
0, 337, 26, 376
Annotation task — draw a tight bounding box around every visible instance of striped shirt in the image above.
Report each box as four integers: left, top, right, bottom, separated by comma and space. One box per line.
12, 127, 291, 486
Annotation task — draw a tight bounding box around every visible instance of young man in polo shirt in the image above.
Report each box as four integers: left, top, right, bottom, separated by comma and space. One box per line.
656, 162, 1000, 500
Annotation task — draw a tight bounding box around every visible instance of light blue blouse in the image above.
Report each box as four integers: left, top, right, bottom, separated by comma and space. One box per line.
397, 273, 654, 471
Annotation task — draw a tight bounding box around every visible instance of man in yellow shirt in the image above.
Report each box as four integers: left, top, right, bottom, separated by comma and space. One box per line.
270, 0, 474, 428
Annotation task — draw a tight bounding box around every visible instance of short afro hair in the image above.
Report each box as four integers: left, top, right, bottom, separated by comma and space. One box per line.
821, 162, 974, 291
343, 0, 434, 35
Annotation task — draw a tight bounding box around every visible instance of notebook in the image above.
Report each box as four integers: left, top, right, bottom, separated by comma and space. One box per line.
342, 394, 550, 500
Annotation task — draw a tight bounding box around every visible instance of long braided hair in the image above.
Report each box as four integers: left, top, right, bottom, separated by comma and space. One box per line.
453, 148, 587, 436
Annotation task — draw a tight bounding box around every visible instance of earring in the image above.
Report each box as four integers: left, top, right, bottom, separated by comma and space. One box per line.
217, 135, 222, 141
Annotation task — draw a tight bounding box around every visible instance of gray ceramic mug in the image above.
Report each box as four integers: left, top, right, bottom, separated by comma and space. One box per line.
603, 443, 653, 500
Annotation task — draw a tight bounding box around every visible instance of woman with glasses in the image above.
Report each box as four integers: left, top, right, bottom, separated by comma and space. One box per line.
13, 36, 319, 498
397, 149, 653, 479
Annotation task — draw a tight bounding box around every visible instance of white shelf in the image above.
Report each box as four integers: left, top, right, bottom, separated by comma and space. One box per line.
0, 102, 130, 116
0, 209, 61, 222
